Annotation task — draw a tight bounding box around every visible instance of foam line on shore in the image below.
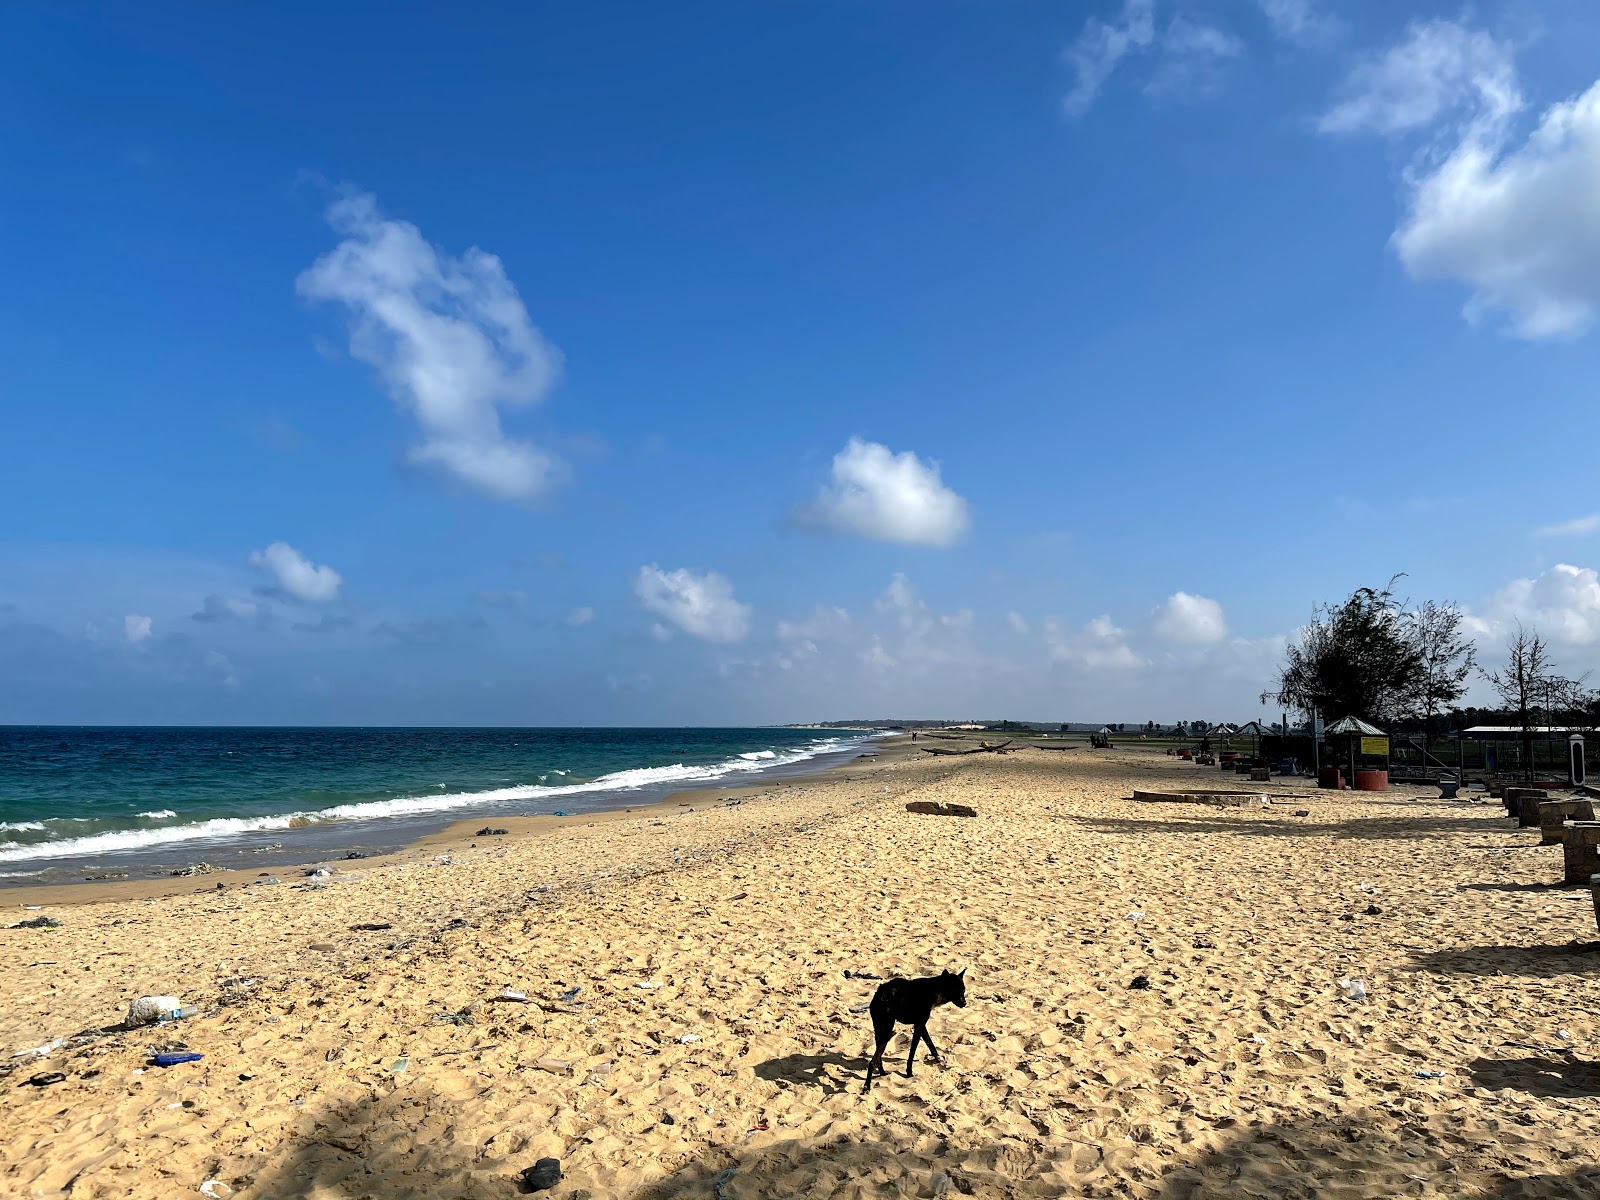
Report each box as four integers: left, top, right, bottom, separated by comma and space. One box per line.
0, 736, 863, 864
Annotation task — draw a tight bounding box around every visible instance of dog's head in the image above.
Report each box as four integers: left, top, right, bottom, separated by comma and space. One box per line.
940, 967, 968, 1008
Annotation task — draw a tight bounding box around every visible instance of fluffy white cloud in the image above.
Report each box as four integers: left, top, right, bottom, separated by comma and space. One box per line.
1063, 0, 1155, 116
249, 542, 343, 603
298, 191, 565, 500
1469, 563, 1600, 644
1397, 80, 1600, 339
1044, 614, 1144, 670
634, 565, 751, 643
1318, 20, 1519, 137
1258, 0, 1340, 48
796, 438, 971, 548
1537, 515, 1600, 538
124, 614, 152, 644
1152, 591, 1227, 643
1320, 20, 1600, 339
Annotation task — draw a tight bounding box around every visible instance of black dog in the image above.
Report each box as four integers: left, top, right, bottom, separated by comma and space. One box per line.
862, 967, 967, 1093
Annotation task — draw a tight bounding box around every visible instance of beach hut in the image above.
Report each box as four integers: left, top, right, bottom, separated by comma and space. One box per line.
1322, 716, 1390, 791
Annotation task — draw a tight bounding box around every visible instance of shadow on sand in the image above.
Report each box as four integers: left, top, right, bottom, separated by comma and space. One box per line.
1409, 940, 1600, 979
230, 1080, 1600, 1200
1069, 812, 1496, 842
1468, 1051, 1600, 1099
751, 1050, 863, 1097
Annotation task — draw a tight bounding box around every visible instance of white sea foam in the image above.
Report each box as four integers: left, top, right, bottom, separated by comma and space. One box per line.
137, 810, 177, 820
0, 736, 862, 865
0, 822, 46, 833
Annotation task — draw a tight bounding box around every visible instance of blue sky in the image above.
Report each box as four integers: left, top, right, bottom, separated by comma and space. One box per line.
6, 0, 1600, 725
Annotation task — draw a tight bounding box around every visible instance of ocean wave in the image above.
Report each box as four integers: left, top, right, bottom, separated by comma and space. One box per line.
137, 810, 177, 820
0, 736, 861, 864
739, 751, 777, 760
0, 821, 47, 833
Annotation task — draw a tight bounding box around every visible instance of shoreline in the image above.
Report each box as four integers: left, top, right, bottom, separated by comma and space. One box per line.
0, 735, 906, 908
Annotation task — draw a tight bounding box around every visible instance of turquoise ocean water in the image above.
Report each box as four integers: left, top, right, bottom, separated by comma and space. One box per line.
0, 727, 875, 885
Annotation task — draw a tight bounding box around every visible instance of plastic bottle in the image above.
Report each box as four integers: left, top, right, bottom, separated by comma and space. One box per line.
160, 1005, 199, 1023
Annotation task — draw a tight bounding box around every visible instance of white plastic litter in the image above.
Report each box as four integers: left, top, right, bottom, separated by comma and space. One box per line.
1125, 911, 1145, 922
931, 1173, 955, 1196
1559, 1029, 1574, 1040
11, 1037, 66, 1059
849, 1002, 872, 1014
1414, 1070, 1445, 1079
679, 1033, 702, 1044
125, 995, 183, 1027
496, 988, 529, 1003
1337, 978, 1368, 1001
200, 1182, 235, 1199
636, 981, 661, 990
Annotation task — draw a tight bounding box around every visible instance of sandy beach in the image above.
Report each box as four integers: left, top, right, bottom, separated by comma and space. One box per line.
4, 740, 1599, 1198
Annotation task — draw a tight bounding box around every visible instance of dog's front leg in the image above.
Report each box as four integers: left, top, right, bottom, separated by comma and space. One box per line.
905, 1026, 924, 1077
921, 1026, 942, 1065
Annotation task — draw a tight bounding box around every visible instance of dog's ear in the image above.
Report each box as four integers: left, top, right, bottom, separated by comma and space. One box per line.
958, 967, 967, 978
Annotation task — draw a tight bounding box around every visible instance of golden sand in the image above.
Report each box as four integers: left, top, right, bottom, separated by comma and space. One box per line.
3, 743, 1599, 1198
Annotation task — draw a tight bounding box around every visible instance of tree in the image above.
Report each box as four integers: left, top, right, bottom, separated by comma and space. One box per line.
1404, 600, 1476, 764
1264, 579, 1420, 726
1482, 623, 1555, 783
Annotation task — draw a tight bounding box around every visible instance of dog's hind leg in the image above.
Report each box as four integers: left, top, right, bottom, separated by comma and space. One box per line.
863, 1015, 894, 1094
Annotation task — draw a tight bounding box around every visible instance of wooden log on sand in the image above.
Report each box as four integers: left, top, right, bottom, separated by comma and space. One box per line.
905, 801, 978, 818
918, 740, 1013, 757
1563, 821, 1600, 884
1539, 799, 1595, 846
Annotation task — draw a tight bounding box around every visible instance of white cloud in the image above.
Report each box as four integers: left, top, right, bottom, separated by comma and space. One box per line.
634, 565, 752, 643
1396, 80, 1600, 339
1318, 20, 1519, 137
1321, 21, 1600, 339
1146, 18, 1244, 104
1469, 563, 1600, 644
861, 637, 898, 672
1064, 2, 1243, 115
1063, 0, 1155, 117
1007, 611, 1031, 635
564, 606, 594, 627
1258, 0, 1341, 48
796, 438, 970, 548
1152, 591, 1227, 643
1044, 614, 1144, 670
776, 606, 851, 656
249, 542, 343, 603
1537, 515, 1600, 538
298, 190, 565, 500
124, 614, 152, 644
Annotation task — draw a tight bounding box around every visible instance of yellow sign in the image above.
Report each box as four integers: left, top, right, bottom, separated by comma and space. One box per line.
1360, 737, 1389, 756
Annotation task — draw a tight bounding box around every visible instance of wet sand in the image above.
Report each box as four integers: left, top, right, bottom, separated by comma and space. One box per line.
3, 743, 1599, 1198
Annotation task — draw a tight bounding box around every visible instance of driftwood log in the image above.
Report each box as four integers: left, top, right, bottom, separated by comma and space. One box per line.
905, 801, 978, 818
918, 739, 1013, 757
1029, 744, 1078, 752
